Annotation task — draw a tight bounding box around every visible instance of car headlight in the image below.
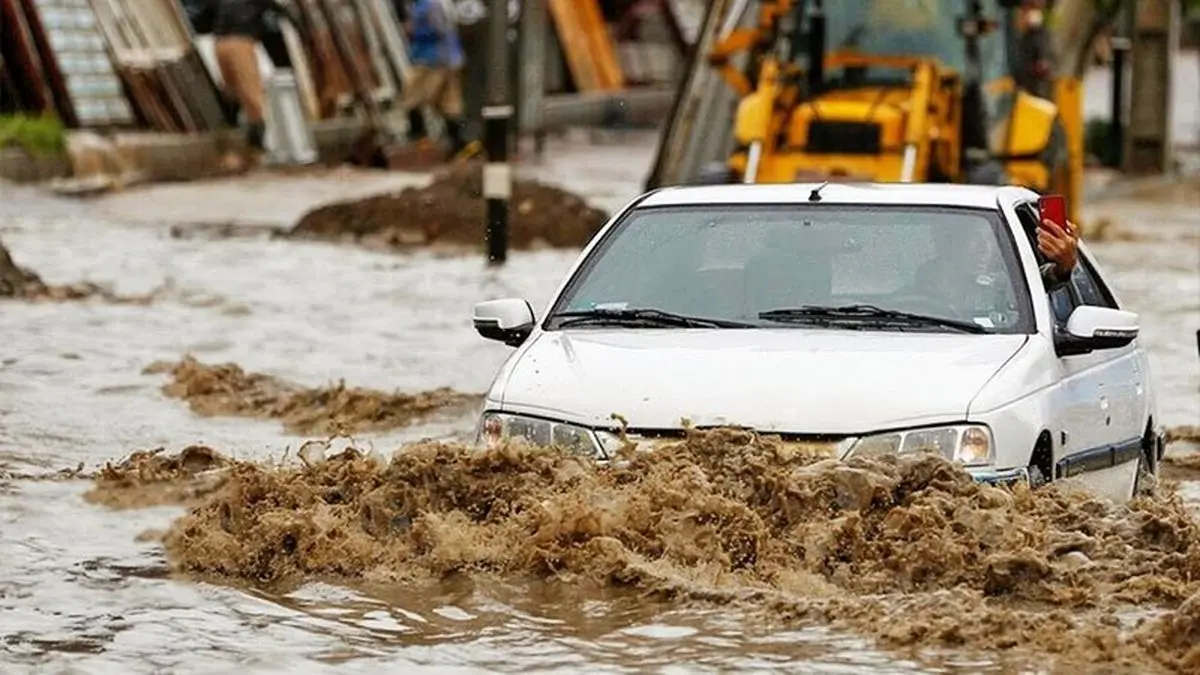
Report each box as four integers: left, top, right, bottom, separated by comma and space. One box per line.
846, 423, 994, 466
474, 411, 603, 458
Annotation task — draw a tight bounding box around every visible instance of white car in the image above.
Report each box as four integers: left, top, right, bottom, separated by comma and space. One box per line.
471, 182, 1164, 504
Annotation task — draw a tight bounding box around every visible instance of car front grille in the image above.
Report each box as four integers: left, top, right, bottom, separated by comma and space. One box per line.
617, 427, 850, 457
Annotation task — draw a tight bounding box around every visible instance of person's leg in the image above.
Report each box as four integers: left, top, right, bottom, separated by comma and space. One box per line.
214, 38, 247, 171
400, 66, 434, 143
437, 67, 470, 158
227, 37, 268, 162
215, 37, 242, 120
407, 108, 427, 141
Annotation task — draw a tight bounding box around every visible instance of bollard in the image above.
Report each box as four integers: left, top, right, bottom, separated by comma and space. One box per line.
484, 0, 511, 266
483, 105, 511, 265
1110, 36, 1131, 169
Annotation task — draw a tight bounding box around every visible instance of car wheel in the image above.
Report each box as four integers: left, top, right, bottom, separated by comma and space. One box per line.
1027, 463, 1049, 489
694, 162, 733, 185
1133, 449, 1158, 499
965, 160, 1009, 186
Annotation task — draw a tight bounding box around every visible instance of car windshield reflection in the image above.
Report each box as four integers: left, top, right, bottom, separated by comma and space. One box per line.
545, 204, 1034, 335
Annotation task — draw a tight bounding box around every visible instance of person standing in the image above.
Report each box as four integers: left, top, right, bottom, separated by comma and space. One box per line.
399, 0, 469, 159
1015, 0, 1054, 99
211, 0, 297, 172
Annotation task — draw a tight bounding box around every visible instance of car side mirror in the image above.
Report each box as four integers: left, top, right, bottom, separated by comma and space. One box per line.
473, 298, 536, 347
1056, 306, 1139, 357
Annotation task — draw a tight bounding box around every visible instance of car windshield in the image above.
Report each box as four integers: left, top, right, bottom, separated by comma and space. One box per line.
821, 0, 1009, 87
546, 203, 1033, 334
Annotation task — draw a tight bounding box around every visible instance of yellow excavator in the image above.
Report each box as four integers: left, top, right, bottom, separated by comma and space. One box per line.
649, 0, 1084, 223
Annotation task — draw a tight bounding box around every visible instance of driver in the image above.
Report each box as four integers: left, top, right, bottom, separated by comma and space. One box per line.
910, 216, 1079, 316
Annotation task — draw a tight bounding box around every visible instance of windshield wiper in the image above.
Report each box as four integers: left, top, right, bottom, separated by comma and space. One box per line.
758, 304, 988, 334
552, 308, 754, 329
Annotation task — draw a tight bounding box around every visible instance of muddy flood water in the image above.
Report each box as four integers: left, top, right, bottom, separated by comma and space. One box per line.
1, 135, 1199, 674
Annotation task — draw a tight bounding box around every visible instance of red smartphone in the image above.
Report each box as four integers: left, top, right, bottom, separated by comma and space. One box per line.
1039, 194, 1067, 232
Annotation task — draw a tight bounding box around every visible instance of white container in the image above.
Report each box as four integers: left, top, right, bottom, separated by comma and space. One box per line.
264, 68, 317, 165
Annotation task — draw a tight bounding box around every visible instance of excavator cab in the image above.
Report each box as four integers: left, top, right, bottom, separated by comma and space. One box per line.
654, 0, 1083, 223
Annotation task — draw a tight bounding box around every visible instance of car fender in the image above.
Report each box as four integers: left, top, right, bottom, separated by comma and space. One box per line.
483, 330, 546, 408
969, 386, 1057, 471
967, 334, 1062, 469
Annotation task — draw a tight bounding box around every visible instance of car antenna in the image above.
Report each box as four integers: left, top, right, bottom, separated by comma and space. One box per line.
808, 181, 829, 202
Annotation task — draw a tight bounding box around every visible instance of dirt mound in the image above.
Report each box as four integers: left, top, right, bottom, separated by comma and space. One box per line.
1, 237, 154, 303
288, 163, 610, 251
85, 445, 229, 509
123, 428, 1200, 671
144, 356, 481, 435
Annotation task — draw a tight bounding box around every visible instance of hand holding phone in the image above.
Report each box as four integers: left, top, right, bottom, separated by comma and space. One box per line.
1036, 193, 1078, 278
1039, 194, 1067, 234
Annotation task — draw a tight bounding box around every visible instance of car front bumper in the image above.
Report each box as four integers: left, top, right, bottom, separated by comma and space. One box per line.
967, 465, 1030, 487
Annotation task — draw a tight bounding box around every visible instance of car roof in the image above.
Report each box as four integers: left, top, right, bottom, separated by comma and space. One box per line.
638, 182, 1035, 210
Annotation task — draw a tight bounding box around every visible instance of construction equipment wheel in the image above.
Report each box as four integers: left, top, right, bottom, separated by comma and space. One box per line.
694, 162, 735, 185
965, 161, 1009, 186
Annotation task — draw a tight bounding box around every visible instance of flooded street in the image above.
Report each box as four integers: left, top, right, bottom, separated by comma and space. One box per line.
1, 130, 1198, 673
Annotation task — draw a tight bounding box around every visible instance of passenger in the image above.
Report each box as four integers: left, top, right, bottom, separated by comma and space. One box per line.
400, 0, 470, 159
910, 217, 1079, 317
211, 0, 298, 173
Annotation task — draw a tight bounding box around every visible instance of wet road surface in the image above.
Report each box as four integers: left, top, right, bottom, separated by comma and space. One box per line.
1, 130, 1198, 673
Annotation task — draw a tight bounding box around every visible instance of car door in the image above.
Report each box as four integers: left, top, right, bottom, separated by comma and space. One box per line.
1068, 251, 1144, 454
1012, 203, 1101, 468
1012, 201, 1140, 482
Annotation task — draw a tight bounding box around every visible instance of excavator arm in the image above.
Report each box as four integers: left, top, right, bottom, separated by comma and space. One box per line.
706, 28, 760, 97
706, 0, 799, 98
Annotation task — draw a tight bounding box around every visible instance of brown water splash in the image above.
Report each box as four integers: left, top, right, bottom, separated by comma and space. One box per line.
1161, 427, 1200, 482
1141, 591, 1200, 672
144, 356, 481, 435
85, 445, 229, 509
1163, 454, 1200, 483
1166, 426, 1200, 445
130, 429, 1200, 671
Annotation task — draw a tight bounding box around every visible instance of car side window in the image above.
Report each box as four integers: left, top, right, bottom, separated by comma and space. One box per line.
1014, 203, 1046, 263
1071, 254, 1120, 309
1015, 202, 1076, 325
1048, 285, 1075, 325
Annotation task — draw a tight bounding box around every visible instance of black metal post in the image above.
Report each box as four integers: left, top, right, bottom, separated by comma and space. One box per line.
484, 0, 511, 266
1110, 36, 1130, 169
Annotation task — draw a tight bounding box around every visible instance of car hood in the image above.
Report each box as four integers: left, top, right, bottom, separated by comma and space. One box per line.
497, 329, 1028, 435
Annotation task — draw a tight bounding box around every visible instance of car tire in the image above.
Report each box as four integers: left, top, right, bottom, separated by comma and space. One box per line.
694, 162, 734, 185
1027, 463, 1048, 489
1133, 452, 1157, 498
1133, 430, 1159, 498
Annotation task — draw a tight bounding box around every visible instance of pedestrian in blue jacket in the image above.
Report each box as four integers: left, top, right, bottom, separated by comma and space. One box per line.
399, 0, 469, 158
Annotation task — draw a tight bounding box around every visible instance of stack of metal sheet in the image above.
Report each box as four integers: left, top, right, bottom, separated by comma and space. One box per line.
644, 0, 750, 190
88, 0, 227, 132
1, 0, 134, 127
